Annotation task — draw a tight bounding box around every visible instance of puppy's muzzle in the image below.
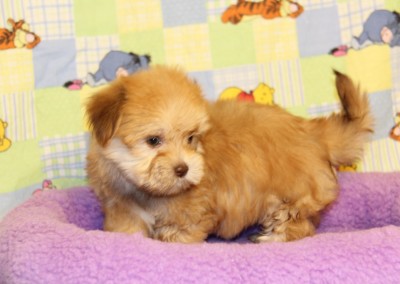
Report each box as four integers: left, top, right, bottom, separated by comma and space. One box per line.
174, 163, 189, 178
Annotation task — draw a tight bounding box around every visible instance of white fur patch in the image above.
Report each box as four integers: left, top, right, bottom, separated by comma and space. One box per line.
184, 152, 204, 185
133, 205, 155, 232
104, 138, 151, 185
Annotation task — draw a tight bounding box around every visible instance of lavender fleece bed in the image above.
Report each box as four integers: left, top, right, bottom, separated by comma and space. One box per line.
1, 173, 400, 283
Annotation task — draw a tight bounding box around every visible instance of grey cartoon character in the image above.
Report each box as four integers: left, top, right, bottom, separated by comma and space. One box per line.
330, 10, 400, 56
64, 51, 151, 90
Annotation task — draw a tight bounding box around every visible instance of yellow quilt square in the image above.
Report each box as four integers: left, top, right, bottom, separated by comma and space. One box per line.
253, 18, 299, 62
164, 24, 212, 71
0, 50, 34, 94
116, 0, 163, 33
346, 45, 392, 94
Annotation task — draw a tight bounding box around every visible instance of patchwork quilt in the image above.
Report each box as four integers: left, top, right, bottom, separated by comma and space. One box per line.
1, 0, 400, 218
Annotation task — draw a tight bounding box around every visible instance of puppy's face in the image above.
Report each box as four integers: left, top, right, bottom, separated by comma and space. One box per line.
87, 66, 210, 196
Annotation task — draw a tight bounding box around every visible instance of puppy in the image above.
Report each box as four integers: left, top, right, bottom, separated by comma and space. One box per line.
86, 66, 373, 243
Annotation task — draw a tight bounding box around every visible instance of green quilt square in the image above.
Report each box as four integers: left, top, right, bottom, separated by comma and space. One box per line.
286, 105, 309, 118
0, 139, 43, 193
74, 1, 118, 36
119, 29, 166, 65
209, 22, 256, 68
35, 88, 84, 137
384, 0, 400, 10
300, 55, 346, 106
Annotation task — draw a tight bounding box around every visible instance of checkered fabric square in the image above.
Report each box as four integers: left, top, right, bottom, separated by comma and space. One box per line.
25, 0, 75, 40
0, 49, 34, 94
337, 0, 384, 44
164, 24, 212, 71
116, 0, 163, 32
254, 19, 299, 61
76, 36, 120, 79
307, 102, 340, 117
39, 133, 88, 179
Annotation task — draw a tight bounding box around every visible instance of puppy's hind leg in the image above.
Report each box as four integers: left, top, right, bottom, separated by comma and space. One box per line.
249, 206, 291, 242
250, 218, 317, 243
249, 206, 316, 243
250, 167, 338, 243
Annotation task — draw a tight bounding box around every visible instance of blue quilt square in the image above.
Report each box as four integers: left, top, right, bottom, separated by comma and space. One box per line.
33, 39, 77, 88
161, 0, 207, 27
296, 7, 341, 57
188, 71, 216, 101
368, 91, 395, 141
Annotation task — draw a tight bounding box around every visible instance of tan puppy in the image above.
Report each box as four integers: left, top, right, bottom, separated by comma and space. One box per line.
86, 66, 373, 243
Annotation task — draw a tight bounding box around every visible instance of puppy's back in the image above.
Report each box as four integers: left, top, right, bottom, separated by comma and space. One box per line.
203, 101, 330, 239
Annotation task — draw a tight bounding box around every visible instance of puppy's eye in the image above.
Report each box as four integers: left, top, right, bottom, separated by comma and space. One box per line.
187, 134, 198, 147
146, 136, 162, 147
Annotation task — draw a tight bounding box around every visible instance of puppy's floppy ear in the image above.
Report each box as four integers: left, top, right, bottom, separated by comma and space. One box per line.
86, 80, 126, 146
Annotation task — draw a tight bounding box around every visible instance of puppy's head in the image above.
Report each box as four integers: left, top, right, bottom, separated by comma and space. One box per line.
86, 66, 210, 196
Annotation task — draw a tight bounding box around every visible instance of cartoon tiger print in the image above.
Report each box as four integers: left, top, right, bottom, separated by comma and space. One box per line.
221, 0, 304, 24
0, 18, 41, 50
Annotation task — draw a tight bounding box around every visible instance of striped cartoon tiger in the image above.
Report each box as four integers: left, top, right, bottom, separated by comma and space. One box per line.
221, 0, 304, 24
0, 18, 41, 50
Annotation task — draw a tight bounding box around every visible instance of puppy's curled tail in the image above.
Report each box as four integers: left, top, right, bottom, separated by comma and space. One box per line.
312, 70, 374, 167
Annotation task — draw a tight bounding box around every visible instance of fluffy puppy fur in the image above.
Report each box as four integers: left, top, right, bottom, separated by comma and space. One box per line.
86, 66, 373, 243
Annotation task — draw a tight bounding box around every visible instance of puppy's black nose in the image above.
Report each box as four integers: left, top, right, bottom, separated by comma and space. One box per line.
174, 163, 188, 177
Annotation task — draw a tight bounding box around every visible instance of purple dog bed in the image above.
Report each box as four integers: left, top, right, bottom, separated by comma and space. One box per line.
1, 173, 400, 283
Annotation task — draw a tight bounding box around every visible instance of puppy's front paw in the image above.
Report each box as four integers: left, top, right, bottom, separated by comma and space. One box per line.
152, 217, 207, 243
152, 224, 181, 242
152, 226, 204, 243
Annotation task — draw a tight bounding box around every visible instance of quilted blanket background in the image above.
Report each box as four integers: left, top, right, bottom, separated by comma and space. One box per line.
1, 0, 400, 217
